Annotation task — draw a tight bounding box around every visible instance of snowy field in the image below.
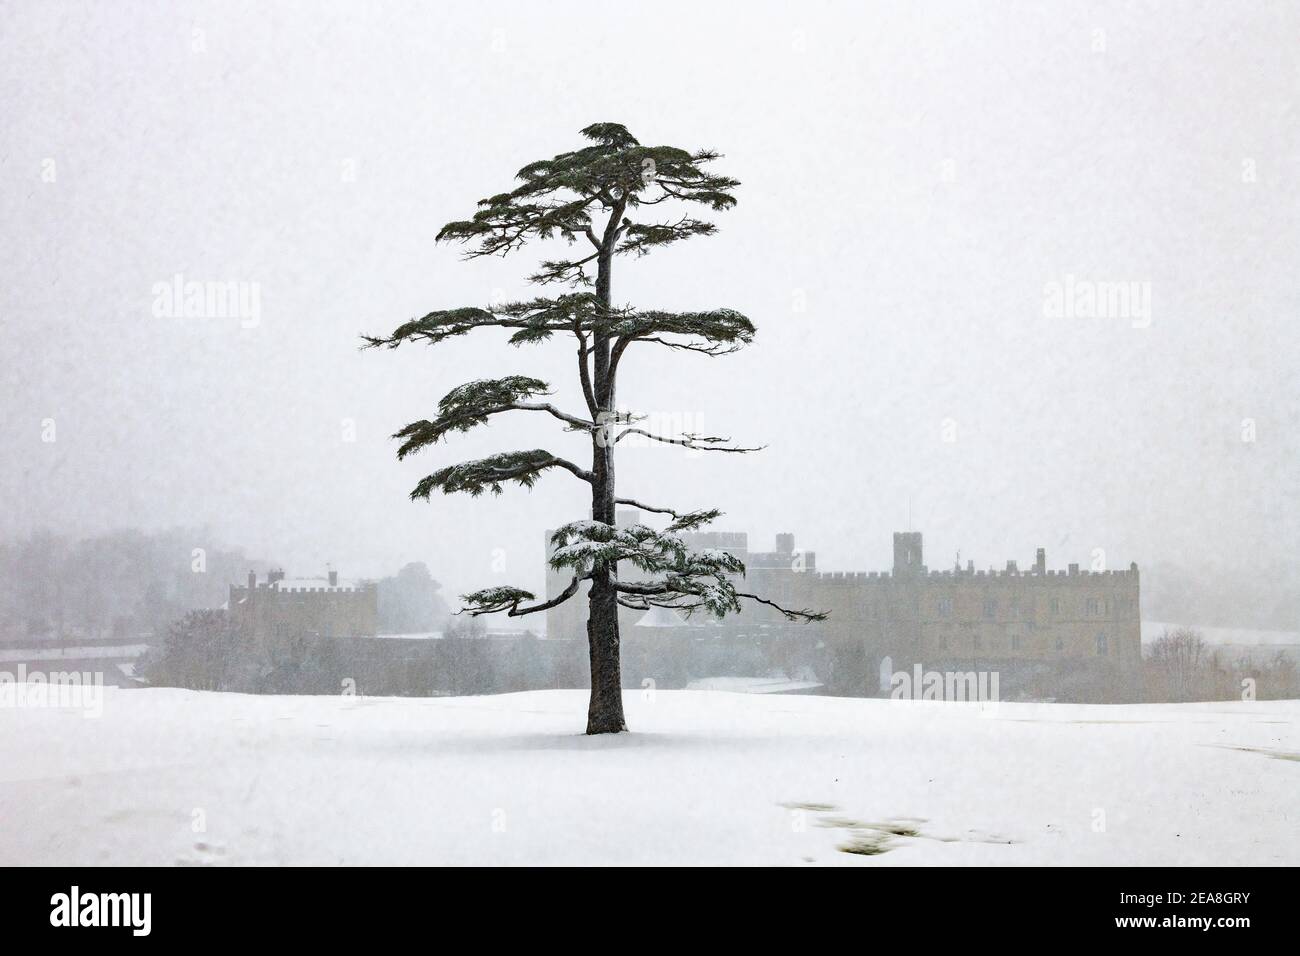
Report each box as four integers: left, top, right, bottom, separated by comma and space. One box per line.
1, 687, 1296, 866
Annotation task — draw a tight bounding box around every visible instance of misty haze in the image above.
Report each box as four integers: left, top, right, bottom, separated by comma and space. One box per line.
1, 0, 1296, 891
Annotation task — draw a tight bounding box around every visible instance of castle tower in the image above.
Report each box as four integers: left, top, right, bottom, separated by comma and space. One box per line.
892, 532, 923, 576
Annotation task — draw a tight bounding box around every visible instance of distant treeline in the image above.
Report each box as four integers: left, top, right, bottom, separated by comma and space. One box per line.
143, 610, 1299, 703
375, 562, 452, 634
1141, 627, 1299, 702
0, 528, 266, 642
1142, 561, 1300, 632
0, 528, 450, 643
143, 613, 782, 697
143, 612, 582, 696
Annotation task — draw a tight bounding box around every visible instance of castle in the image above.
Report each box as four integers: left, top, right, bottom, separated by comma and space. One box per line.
228, 569, 378, 644
545, 514, 1141, 695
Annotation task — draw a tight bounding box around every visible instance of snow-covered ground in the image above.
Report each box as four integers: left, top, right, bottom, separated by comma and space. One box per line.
1, 687, 1295, 866
685, 676, 824, 694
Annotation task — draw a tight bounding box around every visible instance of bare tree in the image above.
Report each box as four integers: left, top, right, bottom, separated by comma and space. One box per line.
1147, 626, 1208, 701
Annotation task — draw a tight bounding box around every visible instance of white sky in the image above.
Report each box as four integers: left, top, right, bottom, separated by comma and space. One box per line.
2, 0, 1297, 604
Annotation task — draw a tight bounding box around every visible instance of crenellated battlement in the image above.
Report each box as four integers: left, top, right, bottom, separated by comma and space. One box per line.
815, 570, 891, 584
811, 567, 1139, 586
922, 566, 1138, 582
803, 532, 1141, 669
543, 528, 1141, 674
232, 584, 377, 596
228, 569, 378, 639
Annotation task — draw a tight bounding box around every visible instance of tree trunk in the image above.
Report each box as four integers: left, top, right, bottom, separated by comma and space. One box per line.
585, 568, 626, 734
584, 209, 627, 734
585, 409, 626, 734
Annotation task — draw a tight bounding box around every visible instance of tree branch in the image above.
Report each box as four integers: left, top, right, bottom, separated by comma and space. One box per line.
574, 325, 599, 418
627, 336, 745, 357
411, 450, 592, 500
735, 592, 827, 622
612, 500, 722, 532
461, 576, 587, 617
396, 402, 594, 459
614, 428, 765, 453
612, 582, 826, 623
392, 377, 595, 459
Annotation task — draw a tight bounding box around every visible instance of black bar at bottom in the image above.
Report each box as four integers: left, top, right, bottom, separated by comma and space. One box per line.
0, 865, 1286, 942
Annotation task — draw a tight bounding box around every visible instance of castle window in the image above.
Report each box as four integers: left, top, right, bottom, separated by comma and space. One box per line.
1011, 633, 1021, 651
937, 597, 953, 618
983, 598, 997, 620
1051, 597, 1061, 617
1086, 598, 1099, 616
1095, 633, 1108, 656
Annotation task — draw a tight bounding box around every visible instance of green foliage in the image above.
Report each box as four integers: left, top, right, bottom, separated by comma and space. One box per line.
611, 308, 755, 354
360, 306, 496, 349
410, 450, 580, 499
142, 609, 243, 691
549, 520, 689, 575
394, 377, 552, 459
433, 122, 739, 287
665, 509, 723, 532
366, 296, 754, 359
460, 586, 537, 615
619, 219, 717, 256
437, 375, 551, 419
548, 520, 756, 620
365, 123, 826, 632
363, 295, 604, 350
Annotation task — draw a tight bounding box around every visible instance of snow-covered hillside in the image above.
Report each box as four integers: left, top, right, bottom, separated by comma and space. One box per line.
1, 687, 1295, 866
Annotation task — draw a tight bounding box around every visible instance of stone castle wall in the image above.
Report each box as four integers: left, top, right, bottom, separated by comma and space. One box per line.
544, 524, 1141, 681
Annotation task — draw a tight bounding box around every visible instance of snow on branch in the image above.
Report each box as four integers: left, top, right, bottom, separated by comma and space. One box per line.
411, 450, 591, 500
614, 428, 765, 454
609, 308, 756, 362
361, 294, 605, 351
618, 216, 718, 257
612, 500, 723, 532
549, 521, 688, 576
363, 298, 754, 367
429, 124, 738, 278
548, 519, 826, 623
460, 576, 586, 617
394, 377, 593, 460
439, 195, 601, 261
616, 590, 828, 623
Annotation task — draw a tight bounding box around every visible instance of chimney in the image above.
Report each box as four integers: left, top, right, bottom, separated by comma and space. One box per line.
1036, 548, 1046, 575
328, 570, 338, 588
247, 570, 256, 591
1068, 563, 1079, 576
1006, 560, 1018, 574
